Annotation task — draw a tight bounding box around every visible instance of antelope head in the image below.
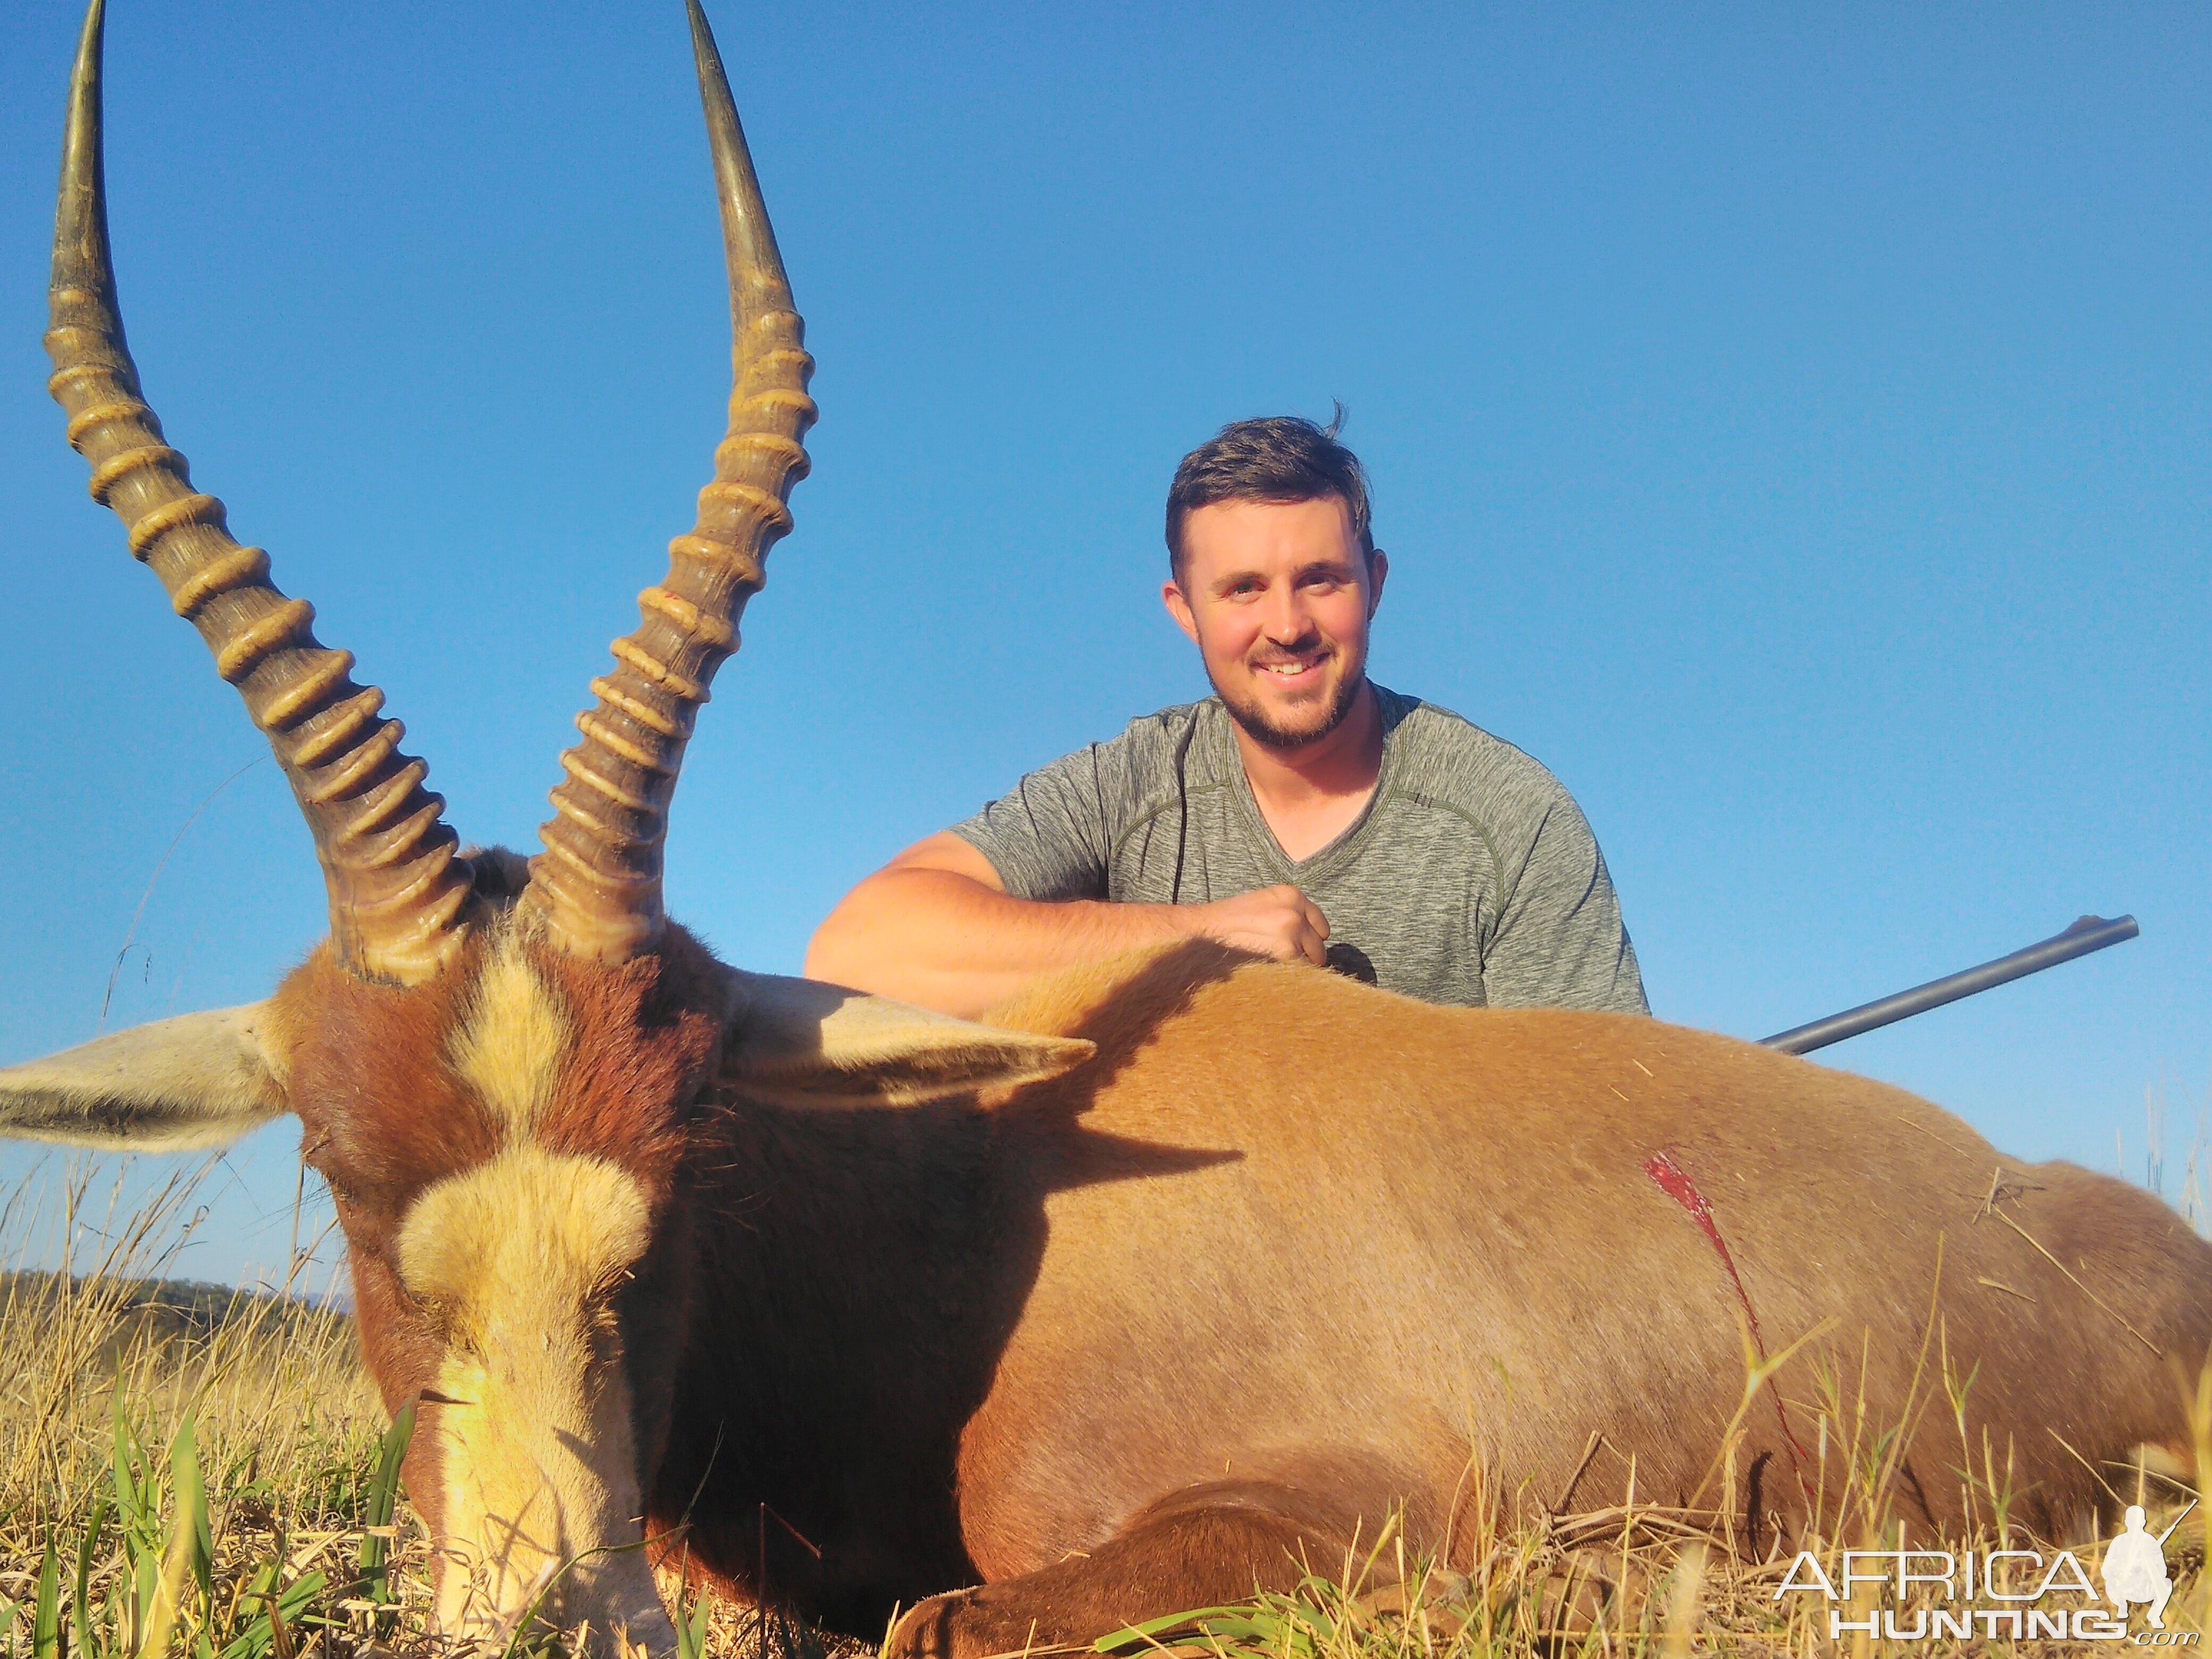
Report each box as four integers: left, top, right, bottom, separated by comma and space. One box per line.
4, 3, 1092, 1650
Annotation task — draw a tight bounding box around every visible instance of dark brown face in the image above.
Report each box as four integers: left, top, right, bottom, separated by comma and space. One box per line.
274, 919, 729, 1650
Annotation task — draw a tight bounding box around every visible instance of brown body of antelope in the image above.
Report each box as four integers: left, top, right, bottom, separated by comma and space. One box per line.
7, 3, 2208, 1655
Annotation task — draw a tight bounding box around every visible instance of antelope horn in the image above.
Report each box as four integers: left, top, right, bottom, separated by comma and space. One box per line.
45, 0, 472, 986
523, 0, 816, 962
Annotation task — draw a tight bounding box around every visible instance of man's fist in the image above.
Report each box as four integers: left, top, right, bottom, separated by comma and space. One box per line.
1182, 885, 1330, 967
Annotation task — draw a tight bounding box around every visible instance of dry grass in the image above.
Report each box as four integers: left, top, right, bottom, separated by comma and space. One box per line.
2, 1155, 2207, 1659
0, 1166, 382, 1532
0, 1160, 410, 1659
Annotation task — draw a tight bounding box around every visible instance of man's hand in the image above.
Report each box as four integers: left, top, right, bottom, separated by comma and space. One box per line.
1179, 884, 1331, 967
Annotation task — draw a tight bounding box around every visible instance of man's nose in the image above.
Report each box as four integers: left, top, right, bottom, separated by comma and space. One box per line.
1260, 588, 1316, 643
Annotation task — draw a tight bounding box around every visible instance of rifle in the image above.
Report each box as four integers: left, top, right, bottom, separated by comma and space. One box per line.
2157, 1498, 2197, 1547
1761, 915, 2139, 1057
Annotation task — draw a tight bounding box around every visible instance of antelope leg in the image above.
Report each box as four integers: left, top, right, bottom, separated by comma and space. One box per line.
888, 1481, 1373, 1659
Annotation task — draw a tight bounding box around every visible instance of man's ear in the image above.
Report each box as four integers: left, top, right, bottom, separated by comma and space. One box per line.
1161, 576, 1200, 646
1365, 547, 1388, 617
723, 973, 1095, 1107
0, 1004, 292, 1152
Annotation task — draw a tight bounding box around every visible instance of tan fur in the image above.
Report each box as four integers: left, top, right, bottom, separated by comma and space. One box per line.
398, 1146, 669, 1649
945, 945, 2210, 1582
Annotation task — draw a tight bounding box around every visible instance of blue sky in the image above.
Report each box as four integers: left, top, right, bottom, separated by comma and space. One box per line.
1, 1, 2206, 1289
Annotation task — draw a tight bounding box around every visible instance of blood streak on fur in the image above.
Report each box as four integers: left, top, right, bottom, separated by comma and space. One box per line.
1644, 1147, 1813, 1501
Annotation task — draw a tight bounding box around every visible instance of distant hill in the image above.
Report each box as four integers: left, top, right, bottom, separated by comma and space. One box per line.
0, 1269, 352, 1364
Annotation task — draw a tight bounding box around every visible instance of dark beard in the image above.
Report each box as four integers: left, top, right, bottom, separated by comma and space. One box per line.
1216, 668, 1366, 752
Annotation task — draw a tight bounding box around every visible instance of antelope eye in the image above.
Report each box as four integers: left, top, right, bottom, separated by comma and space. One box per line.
376, 1251, 452, 1327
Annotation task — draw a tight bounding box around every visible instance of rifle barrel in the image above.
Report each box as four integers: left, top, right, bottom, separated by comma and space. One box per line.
2157, 1497, 2198, 1547
1761, 915, 2139, 1057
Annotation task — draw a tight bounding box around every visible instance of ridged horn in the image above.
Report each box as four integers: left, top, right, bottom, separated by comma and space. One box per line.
522, 0, 816, 963
45, 0, 473, 986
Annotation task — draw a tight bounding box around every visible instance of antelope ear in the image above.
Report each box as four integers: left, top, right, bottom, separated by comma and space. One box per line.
0, 1004, 291, 1151
723, 974, 1095, 1106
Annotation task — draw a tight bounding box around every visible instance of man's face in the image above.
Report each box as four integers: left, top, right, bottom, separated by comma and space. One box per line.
1163, 496, 1387, 751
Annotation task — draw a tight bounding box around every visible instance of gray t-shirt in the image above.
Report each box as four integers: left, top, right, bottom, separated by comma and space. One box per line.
951, 684, 1648, 1013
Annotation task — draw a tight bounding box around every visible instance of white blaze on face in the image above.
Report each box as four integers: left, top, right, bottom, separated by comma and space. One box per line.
449, 942, 572, 1136
395, 942, 676, 1652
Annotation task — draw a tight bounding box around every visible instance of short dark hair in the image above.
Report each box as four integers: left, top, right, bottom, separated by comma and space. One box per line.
1164, 410, 1373, 582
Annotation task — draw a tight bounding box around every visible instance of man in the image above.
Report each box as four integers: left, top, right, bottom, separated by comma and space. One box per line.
2102, 1505, 2174, 1629
806, 415, 1646, 1020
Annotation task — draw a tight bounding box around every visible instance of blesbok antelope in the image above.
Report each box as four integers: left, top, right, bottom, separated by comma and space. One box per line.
6, 3, 2208, 1655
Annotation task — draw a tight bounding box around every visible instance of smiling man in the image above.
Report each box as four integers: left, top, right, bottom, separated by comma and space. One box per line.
806, 416, 1648, 1019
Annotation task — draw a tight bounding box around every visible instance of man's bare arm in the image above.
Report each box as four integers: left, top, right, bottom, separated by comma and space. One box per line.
803, 831, 1329, 1018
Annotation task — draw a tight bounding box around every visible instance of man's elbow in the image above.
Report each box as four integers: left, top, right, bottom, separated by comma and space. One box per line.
802, 879, 886, 989
807, 837, 1005, 985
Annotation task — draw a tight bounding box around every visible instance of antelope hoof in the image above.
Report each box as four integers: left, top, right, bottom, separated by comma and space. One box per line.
885, 1587, 989, 1659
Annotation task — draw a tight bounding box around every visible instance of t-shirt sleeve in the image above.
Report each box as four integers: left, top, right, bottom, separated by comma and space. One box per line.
947, 744, 1118, 902
1482, 790, 1650, 1016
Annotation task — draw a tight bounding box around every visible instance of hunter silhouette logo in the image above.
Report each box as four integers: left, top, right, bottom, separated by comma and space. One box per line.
2106, 1503, 2190, 1630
